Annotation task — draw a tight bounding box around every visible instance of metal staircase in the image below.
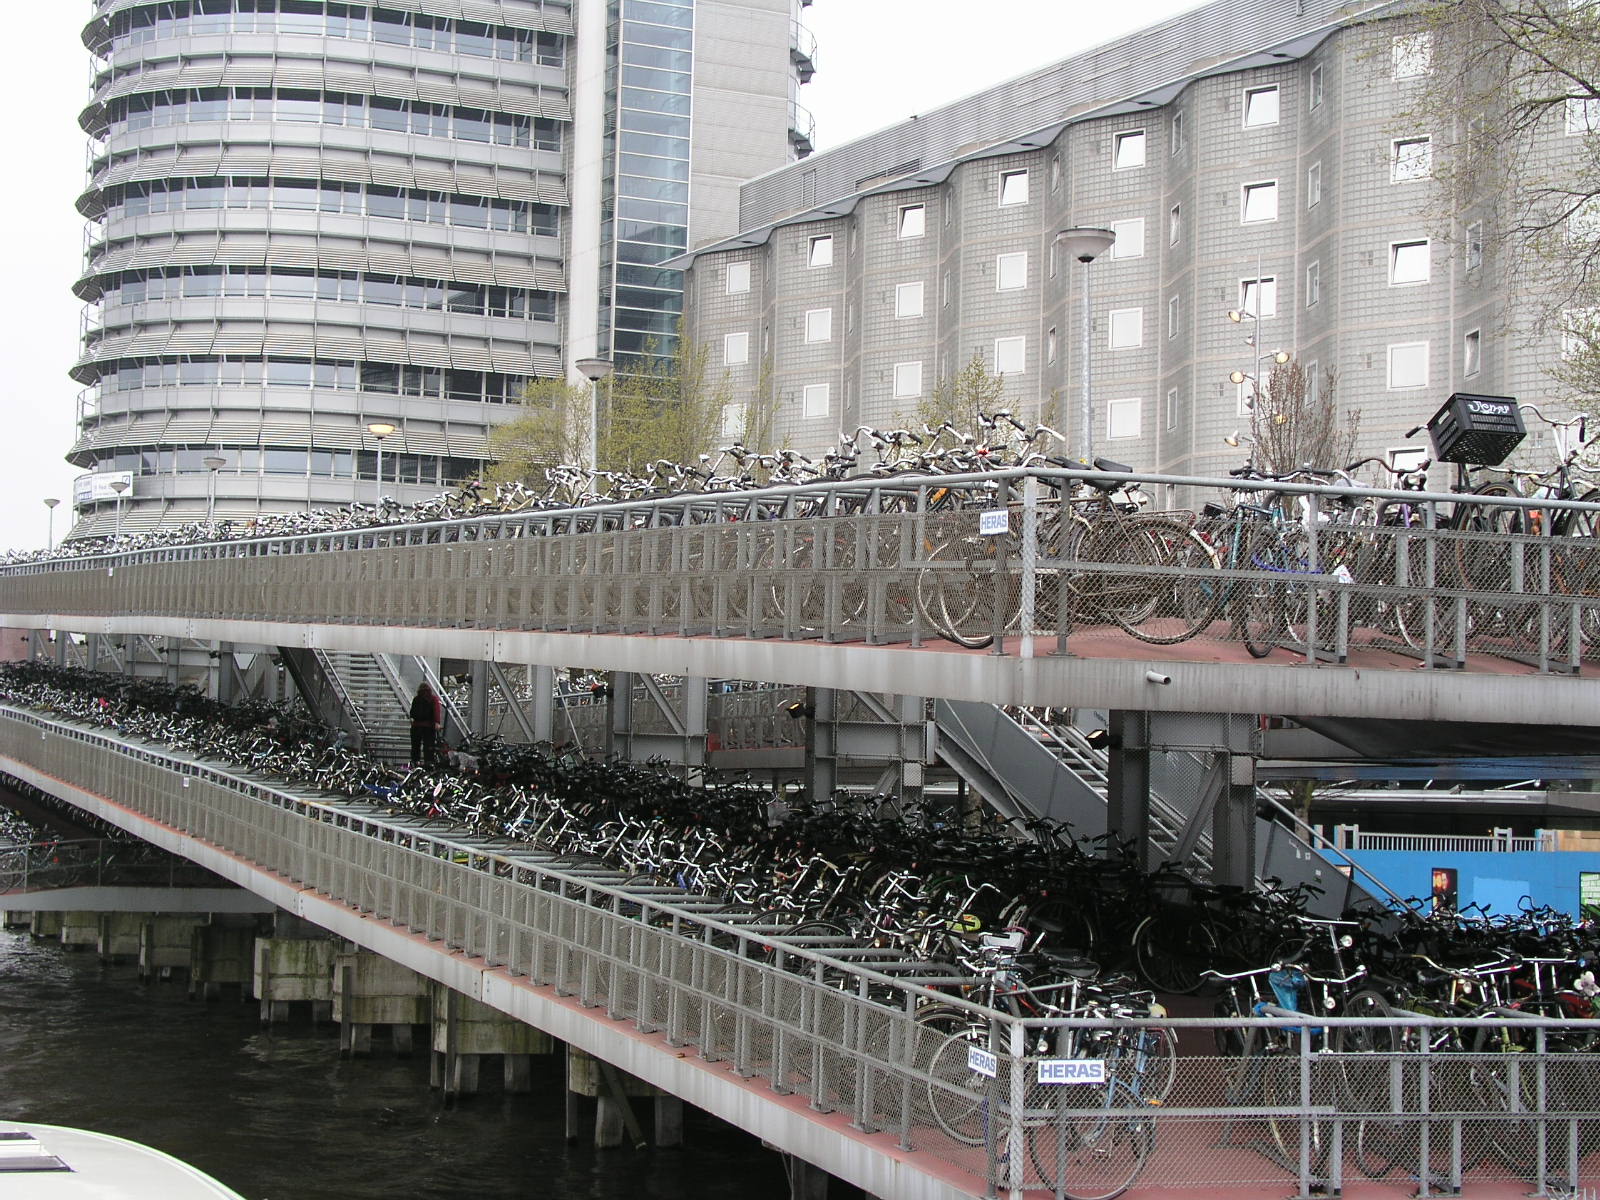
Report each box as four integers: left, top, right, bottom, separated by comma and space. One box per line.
303, 652, 467, 763
930, 701, 1392, 916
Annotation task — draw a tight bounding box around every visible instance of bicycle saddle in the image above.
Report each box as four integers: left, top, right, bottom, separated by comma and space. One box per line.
1039, 952, 1100, 980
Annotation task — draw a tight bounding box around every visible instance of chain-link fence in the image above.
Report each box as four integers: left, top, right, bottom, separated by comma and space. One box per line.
1, 704, 1596, 1198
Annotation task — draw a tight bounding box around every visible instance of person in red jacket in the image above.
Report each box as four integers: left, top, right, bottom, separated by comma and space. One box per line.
409, 682, 441, 765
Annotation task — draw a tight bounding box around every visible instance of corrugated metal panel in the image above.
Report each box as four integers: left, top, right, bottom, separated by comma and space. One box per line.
88, 0, 573, 36
737, 0, 1395, 229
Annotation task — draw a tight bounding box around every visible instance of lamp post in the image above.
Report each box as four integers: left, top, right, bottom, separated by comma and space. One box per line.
202, 455, 226, 529
43, 498, 59, 552
1054, 227, 1117, 465
366, 421, 397, 507
109, 478, 128, 540
575, 356, 613, 471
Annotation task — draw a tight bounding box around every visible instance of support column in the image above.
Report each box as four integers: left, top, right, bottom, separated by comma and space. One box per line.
1212, 752, 1259, 892
566, 1047, 666, 1147
189, 917, 258, 1000
468, 660, 490, 737
1105, 711, 1151, 871
253, 934, 338, 1025
801, 687, 835, 802
333, 949, 429, 1057
139, 915, 206, 982
430, 983, 551, 1096
528, 664, 554, 744
97, 912, 149, 963
784, 1155, 831, 1200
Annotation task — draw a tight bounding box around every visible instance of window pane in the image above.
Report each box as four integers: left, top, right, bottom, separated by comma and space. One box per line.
895, 282, 924, 318
1107, 398, 1141, 440
1391, 240, 1430, 284
724, 331, 748, 365
802, 383, 829, 418
995, 252, 1027, 291
804, 308, 832, 342
1464, 329, 1481, 376
899, 205, 926, 238
1392, 32, 1432, 79
1392, 138, 1432, 181
1113, 130, 1146, 169
1108, 308, 1143, 348
1109, 219, 1145, 259
1388, 342, 1429, 389
1244, 86, 1280, 126
999, 170, 1029, 206
726, 262, 750, 294
892, 361, 922, 398
808, 235, 833, 267
1241, 277, 1277, 318
994, 336, 1026, 374
1242, 181, 1278, 222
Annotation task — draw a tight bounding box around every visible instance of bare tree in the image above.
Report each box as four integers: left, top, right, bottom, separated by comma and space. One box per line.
1399, 0, 1600, 393
1240, 358, 1358, 476
901, 350, 1008, 443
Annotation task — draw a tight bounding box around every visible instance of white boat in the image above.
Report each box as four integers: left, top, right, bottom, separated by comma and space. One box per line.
0, 1123, 246, 1198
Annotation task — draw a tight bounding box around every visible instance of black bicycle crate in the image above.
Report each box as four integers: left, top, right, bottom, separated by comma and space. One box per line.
1426, 392, 1525, 465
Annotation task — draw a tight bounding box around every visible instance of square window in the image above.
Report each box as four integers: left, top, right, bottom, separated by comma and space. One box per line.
1307, 162, 1322, 208
1113, 129, 1146, 169
1571, 197, 1600, 241
1308, 63, 1324, 110
1169, 203, 1181, 245
1392, 32, 1432, 79
802, 382, 829, 418
1464, 328, 1481, 376
1388, 341, 1430, 389
994, 336, 1026, 374
998, 169, 1030, 206
1109, 218, 1145, 259
1108, 307, 1143, 349
995, 251, 1028, 291
1242, 181, 1279, 223
1165, 387, 1178, 429
895, 281, 924, 318
720, 403, 743, 440
804, 307, 832, 343
1167, 294, 1180, 338
723, 331, 748, 365
898, 204, 925, 239
1107, 397, 1141, 440
808, 234, 833, 267
1568, 97, 1600, 136
1306, 260, 1321, 306
1466, 221, 1484, 271
893, 361, 923, 398
1392, 137, 1432, 182
1244, 85, 1280, 127
1390, 239, 1431, 285
1171, 109, 1184, 153
1241, 276, 1277, 318
725, 261, 750, 294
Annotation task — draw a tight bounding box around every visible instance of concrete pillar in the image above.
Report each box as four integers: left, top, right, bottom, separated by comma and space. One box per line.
139, 916, 206, 981
2, 911, 32, 931
189, 920, 257, 1000
429, 983, 551, 1096
784, 1155, 830, 1200
654, 1096, 684, 1148
97, 912, 148, 963
1105, 711, 1151, 872
28, 911, 61, 940
253, 936, 338, 1024
566, 1047, 663, 1148
59, 911, 99, 952
333, 949, 429, 1057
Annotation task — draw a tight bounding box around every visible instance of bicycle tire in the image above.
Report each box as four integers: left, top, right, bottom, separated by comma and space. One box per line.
916, 536, 999, 649
1111, 521, 1220, 645
1467, 1023, 1540, 1176
1131, 911, 1218, 995
1027, 1078, 1153, 1200
1260, 1053, 1332, 1175
916, 1006, 991, 1146
1238, 525, 1286, 657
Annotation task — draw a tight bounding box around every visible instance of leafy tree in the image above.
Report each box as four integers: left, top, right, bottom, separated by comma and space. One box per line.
1396, 0, 1600, 394
598, 332, 733, 474
1239, 357, 1358, 476
485, 377, 593, 486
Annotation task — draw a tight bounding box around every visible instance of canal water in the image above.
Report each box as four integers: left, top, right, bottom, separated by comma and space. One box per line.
0, 929, 796, 1199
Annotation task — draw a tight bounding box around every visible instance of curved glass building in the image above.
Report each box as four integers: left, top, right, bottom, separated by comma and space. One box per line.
69, 0, 810, 536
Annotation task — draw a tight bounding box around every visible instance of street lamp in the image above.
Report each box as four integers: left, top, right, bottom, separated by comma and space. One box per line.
575, 356, 613, 471
1054, 227, 1117, 465
202, 455, 226, 529
109, 478, 128, 540
43, 498, 59, 552
366, 421, 397, 507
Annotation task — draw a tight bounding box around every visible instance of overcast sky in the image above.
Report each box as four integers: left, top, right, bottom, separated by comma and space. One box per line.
0, 0, 1199, 552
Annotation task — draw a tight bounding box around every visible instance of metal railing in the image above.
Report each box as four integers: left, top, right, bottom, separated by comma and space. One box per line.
4, 466, 1600, 679
1, 703, 1597, 1198
0, 836, 214, 892
1335, 825, 1556, 854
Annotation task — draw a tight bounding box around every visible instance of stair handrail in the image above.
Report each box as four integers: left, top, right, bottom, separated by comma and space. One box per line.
306, 649, 372, 739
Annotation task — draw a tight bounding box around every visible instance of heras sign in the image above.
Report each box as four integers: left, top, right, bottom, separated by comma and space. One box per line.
1037, 1058, 1107, 1085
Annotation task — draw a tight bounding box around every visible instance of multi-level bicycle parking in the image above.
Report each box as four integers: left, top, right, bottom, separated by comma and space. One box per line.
3, 662, 1598, 1198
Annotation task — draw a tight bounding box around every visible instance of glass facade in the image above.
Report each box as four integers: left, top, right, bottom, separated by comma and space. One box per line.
606, 0, 694, 363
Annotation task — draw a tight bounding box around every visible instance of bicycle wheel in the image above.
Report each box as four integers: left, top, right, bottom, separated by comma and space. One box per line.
916, 1006, 991, 1146
916, 536, 1001, 649
1334, 990, 1409, 1179
1110, 521, 1220, 645
1467, 1024, 1540, 1176
1132, 910, 1218, 995
1237, 525, 1286, 658
1553, 489, 1600, 650
1260, 1052, 1333, 1175
1110, 1025, 1177, 1104
1027, 1078, 1153, 1200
